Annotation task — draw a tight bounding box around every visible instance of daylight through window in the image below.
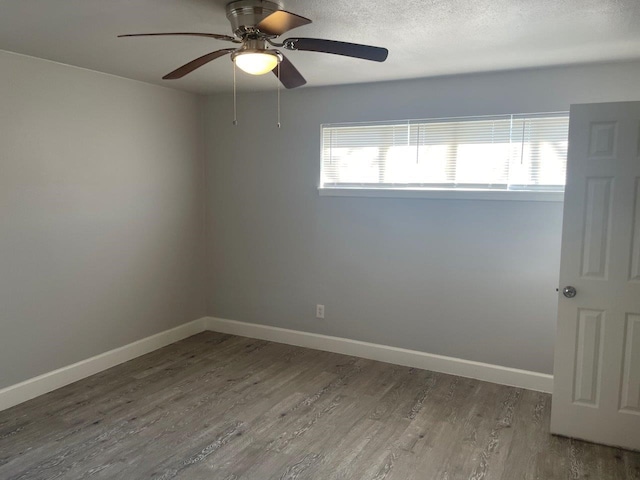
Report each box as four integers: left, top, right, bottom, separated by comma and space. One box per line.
320, 113, 569, 193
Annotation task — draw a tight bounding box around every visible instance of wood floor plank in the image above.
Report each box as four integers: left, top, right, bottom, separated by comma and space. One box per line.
1, 331, 638, 479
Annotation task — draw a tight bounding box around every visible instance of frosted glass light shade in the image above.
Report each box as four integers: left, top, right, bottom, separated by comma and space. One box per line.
234, 52, 279, 75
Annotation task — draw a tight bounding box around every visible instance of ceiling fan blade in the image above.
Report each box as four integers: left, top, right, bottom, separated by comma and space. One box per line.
256, 10, 312, 36
284, 38, 388, 62
273, 53, 306, 89
163, 48, 236, 80
119, 32, 240, 43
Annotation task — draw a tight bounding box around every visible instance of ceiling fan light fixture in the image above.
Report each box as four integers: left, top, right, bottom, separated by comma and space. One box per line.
233, 51, 280, 75
120, 0, 388, 88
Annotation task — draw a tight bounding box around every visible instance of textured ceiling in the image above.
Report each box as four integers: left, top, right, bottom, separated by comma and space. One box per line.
1, 0, 639, 94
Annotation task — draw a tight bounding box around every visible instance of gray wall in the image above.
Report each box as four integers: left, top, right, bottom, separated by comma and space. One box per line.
204, 61, 640, 375
0, 51, 206, 389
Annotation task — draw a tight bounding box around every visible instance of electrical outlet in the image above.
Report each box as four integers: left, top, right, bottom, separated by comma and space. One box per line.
316, 304, 325, 319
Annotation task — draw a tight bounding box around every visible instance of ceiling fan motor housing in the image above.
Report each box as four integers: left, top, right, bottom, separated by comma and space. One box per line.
226, 0, 282, 37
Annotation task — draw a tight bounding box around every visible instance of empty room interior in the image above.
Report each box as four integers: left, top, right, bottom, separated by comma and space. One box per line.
2, 0, 640, 478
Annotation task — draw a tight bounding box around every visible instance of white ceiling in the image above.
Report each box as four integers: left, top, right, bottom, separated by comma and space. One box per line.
1, 0, 639, 94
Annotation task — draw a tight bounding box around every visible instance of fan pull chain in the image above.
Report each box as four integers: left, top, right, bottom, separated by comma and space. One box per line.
276, 61, 281, 128
232, 60, 238, 126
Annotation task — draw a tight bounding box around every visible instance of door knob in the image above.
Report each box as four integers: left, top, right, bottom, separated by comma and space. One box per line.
562, 286, 577, 298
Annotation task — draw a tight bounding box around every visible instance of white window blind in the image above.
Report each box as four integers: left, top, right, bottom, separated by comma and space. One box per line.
320, 113, 569, 192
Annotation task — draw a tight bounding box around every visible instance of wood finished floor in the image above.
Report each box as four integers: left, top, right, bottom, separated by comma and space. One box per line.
1, 332, 639, 479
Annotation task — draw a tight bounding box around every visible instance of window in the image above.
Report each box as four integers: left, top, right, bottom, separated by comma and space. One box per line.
320, 113, 569, 199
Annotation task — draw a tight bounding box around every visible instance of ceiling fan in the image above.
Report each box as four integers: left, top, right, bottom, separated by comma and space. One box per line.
119, 0, 389, 89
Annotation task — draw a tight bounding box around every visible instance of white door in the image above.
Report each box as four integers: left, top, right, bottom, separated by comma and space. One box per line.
551, 101, 640, 451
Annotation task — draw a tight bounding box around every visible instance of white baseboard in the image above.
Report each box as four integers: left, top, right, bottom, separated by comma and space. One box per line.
0, 315, 553, 411
206, 317, 554, 393
0, 317, 208, 412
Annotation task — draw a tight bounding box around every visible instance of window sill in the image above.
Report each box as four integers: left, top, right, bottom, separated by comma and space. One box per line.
318, 187, 565, 202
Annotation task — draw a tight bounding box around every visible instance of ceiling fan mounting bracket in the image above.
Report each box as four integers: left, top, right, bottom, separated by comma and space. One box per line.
226, 0, 283, 38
